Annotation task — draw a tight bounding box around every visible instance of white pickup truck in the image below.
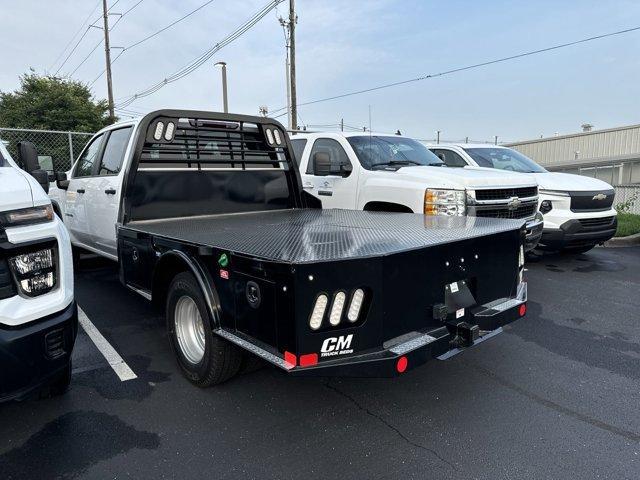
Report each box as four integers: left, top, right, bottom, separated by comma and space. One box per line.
426, 144, 617, 253
289, 132, 544, 251
0, 140, 76, 401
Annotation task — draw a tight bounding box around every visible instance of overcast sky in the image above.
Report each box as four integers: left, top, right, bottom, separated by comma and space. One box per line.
1, 0, 639, 141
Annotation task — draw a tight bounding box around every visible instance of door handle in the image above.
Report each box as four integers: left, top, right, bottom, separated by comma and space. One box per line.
76, 189, 85, 194
302, 182, 314, 190
105, 188, 116, 195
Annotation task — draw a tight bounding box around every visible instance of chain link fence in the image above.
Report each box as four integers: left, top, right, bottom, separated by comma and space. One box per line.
614, 185, 640, 214
0, 128, 94, 172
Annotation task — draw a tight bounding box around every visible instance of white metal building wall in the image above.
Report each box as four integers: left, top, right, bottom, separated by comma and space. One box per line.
505, 124, 640, 168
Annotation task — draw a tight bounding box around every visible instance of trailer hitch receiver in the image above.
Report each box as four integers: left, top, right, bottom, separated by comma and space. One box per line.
451, 322, 479, 348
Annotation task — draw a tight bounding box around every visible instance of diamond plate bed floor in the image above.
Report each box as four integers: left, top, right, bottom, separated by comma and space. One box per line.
123, 208, 524, 263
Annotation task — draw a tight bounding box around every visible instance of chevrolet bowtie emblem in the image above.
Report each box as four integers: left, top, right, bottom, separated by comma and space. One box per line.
592, 193, 607, 201
507, 196, 521, 211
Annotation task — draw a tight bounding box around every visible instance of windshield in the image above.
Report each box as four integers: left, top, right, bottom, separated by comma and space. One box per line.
347, 136, 443, 170
464, 147, 546, 173
0, 143, 11, 167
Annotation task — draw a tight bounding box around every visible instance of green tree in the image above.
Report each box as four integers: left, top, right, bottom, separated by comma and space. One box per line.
0, 72, 113, 132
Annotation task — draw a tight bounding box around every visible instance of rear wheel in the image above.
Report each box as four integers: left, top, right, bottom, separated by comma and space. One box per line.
562, 244, 596, 254
166, 272, 241, 386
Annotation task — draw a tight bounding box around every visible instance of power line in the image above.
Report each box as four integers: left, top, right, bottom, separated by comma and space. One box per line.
89, 0, 216, 86
67, 0, 145, 78
115, 0, 284, 109
126, 0, 215, 51
271, 25, 640, 114
54, 0, 122, 75
48, 1, 102, 72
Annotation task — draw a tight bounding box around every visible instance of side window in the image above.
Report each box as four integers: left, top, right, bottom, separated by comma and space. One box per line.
99, 127, 132, 175
431, 149, 468, 168
73, 134, 104, 177
289, 138, 307, 165
307, 138, 352, 176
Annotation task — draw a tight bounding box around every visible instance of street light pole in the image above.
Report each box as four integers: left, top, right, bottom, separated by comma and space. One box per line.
214, 61, 228, 113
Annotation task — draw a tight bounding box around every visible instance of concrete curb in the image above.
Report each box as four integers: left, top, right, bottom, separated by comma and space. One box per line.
604, 232, 640, 247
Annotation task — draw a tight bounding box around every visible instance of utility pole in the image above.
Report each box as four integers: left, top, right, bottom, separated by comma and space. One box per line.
340, 118, 344, 132
102, 0, 115, 123
214, 62, 228, 113
436, 130, 441, 144
288, 0, 298, 131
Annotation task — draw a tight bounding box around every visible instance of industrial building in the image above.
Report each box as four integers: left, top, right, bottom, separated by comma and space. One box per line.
505, 123, 640, 186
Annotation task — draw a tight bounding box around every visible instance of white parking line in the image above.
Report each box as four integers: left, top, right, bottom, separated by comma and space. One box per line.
77, 306, 138, 382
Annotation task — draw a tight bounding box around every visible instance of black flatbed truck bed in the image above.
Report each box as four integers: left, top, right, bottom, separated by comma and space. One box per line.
122, 209, 525, 263
117, 110, 528, 385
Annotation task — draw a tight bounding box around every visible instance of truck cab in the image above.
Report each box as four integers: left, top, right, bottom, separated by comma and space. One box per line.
49, 120, 137, 260
426, 144, 617, 253
0, 141, 77, 402
290, 132, 544, 251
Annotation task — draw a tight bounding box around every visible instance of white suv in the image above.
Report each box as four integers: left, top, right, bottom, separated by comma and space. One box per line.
426, 144, 617, 253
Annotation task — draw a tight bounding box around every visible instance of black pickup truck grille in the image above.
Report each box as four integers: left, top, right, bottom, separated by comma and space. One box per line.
570, 190, 615, 212
475, 187, 538, 201
475, 203, 537, 220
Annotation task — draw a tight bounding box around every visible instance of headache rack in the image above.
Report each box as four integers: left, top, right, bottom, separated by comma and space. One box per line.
138, 115, 289, 171
121, 110, 305, 223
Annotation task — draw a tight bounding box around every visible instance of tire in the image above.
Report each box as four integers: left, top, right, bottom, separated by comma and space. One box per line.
72, 247, 82, 271
562, 244, 596, 254
239, 353, 265, 374
166, 272, 241, 387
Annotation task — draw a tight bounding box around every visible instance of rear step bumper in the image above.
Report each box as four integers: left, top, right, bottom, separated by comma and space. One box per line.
216, 283, 527, 378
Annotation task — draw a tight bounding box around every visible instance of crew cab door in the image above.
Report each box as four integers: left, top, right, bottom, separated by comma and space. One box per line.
84, 126, 133, 258
301, 138, 358, 208
65, 133, 106, 246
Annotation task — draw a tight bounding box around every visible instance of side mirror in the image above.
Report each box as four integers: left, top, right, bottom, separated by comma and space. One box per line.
339, 163, 353, 176
30, 170, 50, 193
313, 152, 332, 176
18, 141, 40, 173
55, 172, 70, 190
18, 141, 50, 193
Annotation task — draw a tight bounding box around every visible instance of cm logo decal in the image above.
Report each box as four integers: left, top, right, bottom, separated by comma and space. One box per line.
320, 334, 354, 357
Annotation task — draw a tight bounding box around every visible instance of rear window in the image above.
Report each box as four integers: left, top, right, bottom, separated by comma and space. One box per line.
289, 138, 307, 164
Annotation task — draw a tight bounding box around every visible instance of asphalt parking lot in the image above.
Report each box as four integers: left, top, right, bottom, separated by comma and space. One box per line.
0, 246, 639, 479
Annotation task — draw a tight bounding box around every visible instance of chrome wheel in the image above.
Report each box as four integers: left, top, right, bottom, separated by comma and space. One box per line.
174, 295, 206, 364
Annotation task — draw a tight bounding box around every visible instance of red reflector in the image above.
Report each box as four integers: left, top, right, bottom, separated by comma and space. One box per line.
299, 353, 318, 367
219, 269, 229, 280
284, 351, 296, 368
519, 303, 527, 317
396, 356, 408, 373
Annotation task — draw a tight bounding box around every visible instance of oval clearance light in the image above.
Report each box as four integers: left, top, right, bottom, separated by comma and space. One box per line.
153, 121, 165, 140
309, 294, 328, 330
273, 129, 283, 145
164, 121, 175, 141
265, 128, 275, 145
329, 292, 346, 326
347, 288, 364, 322
396, 356, 408, 373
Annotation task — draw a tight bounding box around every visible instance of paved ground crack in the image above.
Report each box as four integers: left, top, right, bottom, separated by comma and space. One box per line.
324, 380, 458, 471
